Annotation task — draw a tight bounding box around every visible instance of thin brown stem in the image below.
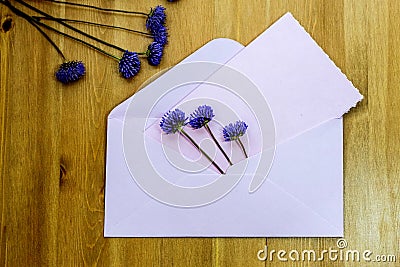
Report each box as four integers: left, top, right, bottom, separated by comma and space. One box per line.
180, 129, 225, 175
32, 16, 153, 36
44, 0, 148, 16
204, 124, 233, 165
14, 0, 126, 52
236, 138, 248, 158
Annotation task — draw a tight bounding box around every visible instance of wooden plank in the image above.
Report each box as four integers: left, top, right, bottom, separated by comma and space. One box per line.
0, 0, 399, 266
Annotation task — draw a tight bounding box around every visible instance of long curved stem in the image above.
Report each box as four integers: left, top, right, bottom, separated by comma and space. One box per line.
14, 0, 126, 53
44, 0, 149, 16
34, 20, 121, 61
1, 1, 120, 61
32, 16, 153, 36
180, 129, 225, 175
1, 0, 64, 60
25, 16, 66, 61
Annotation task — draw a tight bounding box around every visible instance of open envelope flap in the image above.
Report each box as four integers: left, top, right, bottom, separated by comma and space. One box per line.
225, 12, 362, 144
145, 12, 362, 175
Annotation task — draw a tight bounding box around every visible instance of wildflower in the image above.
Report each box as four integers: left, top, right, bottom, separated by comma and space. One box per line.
146, 5, 166, 32
160, 109, 188, 134
55, 61, 85, 84
189, 105, 215, 129
119, 51, 141, 79
223, 121, 248, 158
189, 105, 232, 165
223, 121, 248, 141
160, 109, 225, 174
146, 42, 164, 66
152, 25, 168, 46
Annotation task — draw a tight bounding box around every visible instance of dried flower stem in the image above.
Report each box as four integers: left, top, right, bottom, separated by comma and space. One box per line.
15, 0, 126, 53
32, 16, 153, 37
25, 16, 66, 61
44, 0, 149, 16
204, 124, 233, 165
1, 1, 63, 61
1, 1, 120, 61
236, 139, 248, 158
180, 129, 225, 175
34, 19, 121, 61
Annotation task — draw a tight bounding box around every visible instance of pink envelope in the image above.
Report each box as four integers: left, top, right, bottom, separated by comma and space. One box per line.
104, 13, 362, 237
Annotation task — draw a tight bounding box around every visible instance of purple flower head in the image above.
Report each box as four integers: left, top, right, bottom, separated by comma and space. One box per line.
152, 25, 168, 46
119, 51, 141, 79
167, 0, 178, 2
189, 105, 215, 129
55, 61, 85, 84
146, 5, 166, 32
222, 121, 248, 141
146, 42, 164, 66
160, 109, 188, 134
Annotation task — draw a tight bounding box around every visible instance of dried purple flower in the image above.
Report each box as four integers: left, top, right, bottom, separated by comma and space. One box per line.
118, 50, 141, 79
160, 109, 188, 134
223, 121, 248, 158
159, 108, 225, 174
152, 25, 168, 46
189, 105, 215, 129
222, 121, 248, 142
190, 105, 233, 165
55, 60, 85, 84
146, 5, 166, 32
146, 42, 164, 66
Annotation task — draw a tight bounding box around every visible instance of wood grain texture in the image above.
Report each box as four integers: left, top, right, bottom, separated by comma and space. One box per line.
0, 0, 399, 266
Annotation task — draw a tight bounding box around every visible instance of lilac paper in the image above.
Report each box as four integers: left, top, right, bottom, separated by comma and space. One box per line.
145, 13, 362, 173
104, 13, 361, 237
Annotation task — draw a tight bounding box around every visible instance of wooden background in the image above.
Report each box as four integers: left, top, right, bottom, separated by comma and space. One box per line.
1, 0, 399, 266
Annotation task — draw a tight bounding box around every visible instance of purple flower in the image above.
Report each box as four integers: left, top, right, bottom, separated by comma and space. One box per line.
189, 105, 215, 129
160, 109, 188, 134
119, 50, 141, 79
146, 5, 166, 32
222, 121, 248, 141
55, 61, 85, 84
146, 42, 164, 66
152, 25, 168, 46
